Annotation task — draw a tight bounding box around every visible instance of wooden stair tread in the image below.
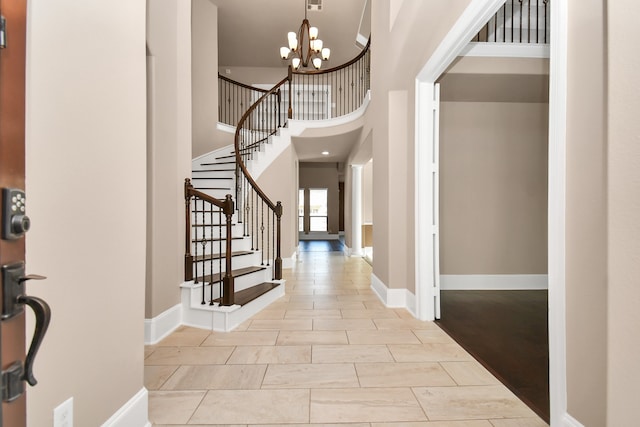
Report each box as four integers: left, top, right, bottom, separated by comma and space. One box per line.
200, 266, 267, 284
193, 250, 253, 262
192, 223, 236, 227
192, 169, 235, 173
191, 176, 232, 180
213, 282, 281, 306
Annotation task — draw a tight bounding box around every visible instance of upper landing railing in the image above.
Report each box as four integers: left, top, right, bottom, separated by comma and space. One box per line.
473, 0, 550, 44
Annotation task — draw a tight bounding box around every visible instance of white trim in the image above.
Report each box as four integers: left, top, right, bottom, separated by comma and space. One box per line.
440, 274, 549, 290
548, 0, 568, 424
101, 388, 150, 427
144, 304, 181, 345
282, 252, 296, 269
563, 413, 585, 427
370, 273, 417, 314
415, 0, 506, 323
460, 42, 550, 58
216, 122, 236, 134
356, 33, 369, 49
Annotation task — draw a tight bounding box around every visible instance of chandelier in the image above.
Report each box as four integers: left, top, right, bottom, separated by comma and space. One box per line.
279, 3, 331, 70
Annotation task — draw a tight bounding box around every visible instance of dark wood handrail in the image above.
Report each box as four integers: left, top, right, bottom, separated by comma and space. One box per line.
185, 179, 233, 213
233, 75, 289, 212
218, 73, 271, 93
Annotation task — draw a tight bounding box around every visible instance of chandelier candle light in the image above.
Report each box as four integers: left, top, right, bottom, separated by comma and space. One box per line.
279, 4, 330, 70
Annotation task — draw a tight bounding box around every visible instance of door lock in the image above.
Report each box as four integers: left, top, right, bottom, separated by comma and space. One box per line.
2, 188, 31, 240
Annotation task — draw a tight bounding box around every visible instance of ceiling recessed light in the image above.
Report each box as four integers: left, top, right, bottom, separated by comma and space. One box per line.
321, 151, 329, 155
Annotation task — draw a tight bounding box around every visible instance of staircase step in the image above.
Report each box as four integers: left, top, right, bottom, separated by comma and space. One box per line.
200, 161, 235, 167
200, 266, 267, 284
191, 176, 232, 180
215, 154, 236, 160
194, 250, 253, 262
192, 169, 235, 173
192, 223, 236, 228
192, 187, 232, 190
212, 282, 281, 306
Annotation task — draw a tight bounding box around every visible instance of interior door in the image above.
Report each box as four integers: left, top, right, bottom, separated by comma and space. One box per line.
0, 1, 51, 425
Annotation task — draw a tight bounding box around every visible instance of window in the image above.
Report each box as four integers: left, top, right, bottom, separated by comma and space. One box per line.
309, 188, 328, 232
298, 189, 305, 232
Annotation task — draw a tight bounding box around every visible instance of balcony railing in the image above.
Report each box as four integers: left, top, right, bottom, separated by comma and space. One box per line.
473, 0, 550, 44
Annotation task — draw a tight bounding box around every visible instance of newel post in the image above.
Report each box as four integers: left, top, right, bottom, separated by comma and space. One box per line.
184, 179, 194, 281
275, 201, 283, 280
222, 194, 235, 306
287, 65, 293, 119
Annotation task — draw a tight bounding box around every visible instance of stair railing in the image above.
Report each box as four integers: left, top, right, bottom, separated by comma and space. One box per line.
184, 179, 236, 306
473, 0, 549, 44
219, 74, 277, 127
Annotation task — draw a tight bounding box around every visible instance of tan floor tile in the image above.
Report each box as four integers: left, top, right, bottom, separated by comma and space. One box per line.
277, 330, 349, 345
347, 330, 421, 345
190, 389, 310, 424
314, 318, 377, 330
250, 309, 286, 320
201, 331, 278, 346
441, 361, 501, 386
314, 300, 367, 309
412, 329, 458, 344
356, 362, 456, 387
413, 385, 537, 420
154, 425, 246, 427
155, 329, 210, 347
373, 318, 435, 330
314, 289, 360, 295
313, 344, 394, 363
337, 294, 381, 302
161, 364, 266, 390
310, 388, 427, 423
489, 418, 549, 427
285, 309, 343, 319
262, 363, 359, 388
252, 424, 370, 427
363, 300, 387, 309
388, 344, 473, 362
342, 309, 400, 319
227, 345, 311, 364
286, 288, 316, 295
290, 294, 339, 303
267, 301, 314, 310
373, 421, 492, 427
248, 319, 313, 330
144, 346, 234, 365
144, 365, 178, 390
144, 347, 156, 359
393, 308, 420, 319
148, 390, 205, 424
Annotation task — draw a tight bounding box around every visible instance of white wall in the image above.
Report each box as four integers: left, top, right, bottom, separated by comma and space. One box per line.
25, 0, 147, 425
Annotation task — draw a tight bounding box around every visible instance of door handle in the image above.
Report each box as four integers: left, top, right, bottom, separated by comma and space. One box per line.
1, 262, 51, 401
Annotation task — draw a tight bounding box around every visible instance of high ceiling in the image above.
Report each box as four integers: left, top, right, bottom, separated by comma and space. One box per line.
210, 0, 367, 68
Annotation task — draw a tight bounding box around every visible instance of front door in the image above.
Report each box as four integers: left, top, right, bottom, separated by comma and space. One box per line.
1, 1, 50, 425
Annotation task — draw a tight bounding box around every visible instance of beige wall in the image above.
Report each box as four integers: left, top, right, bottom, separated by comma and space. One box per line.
192, 0, 220, 157
366, 0, 472, 291
256, 146, 299, 261
439, 102, 548, 274
564, 0, 608, 424
146, 0, 193, 318
25, 0, 147, 425
362, 159, 373, 224
607, 0, 640, 423
218, 67, 288, 87
299, 163, 341, 235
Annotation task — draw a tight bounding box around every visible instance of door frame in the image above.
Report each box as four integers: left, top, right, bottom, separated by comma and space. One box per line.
413, 0, 567, 425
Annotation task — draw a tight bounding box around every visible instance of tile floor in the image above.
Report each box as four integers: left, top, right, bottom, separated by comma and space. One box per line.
146, 250, 548, 426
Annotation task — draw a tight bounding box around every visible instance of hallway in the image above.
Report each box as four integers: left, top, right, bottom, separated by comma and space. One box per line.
145, 246, 547, 425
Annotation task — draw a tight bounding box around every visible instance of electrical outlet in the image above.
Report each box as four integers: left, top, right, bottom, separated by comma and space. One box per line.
53, 397, 73, 427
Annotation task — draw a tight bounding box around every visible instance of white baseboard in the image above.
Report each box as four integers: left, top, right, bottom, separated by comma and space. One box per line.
282, 252, 296, 269
101, 388, 150, 427
563, 413, 585, 427
144, 303, 182, 345
440, 274, 548, 290
371, 273, 418, 315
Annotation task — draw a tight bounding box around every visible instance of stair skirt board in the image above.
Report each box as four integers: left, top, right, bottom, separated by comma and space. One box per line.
182, 281, 285, 332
